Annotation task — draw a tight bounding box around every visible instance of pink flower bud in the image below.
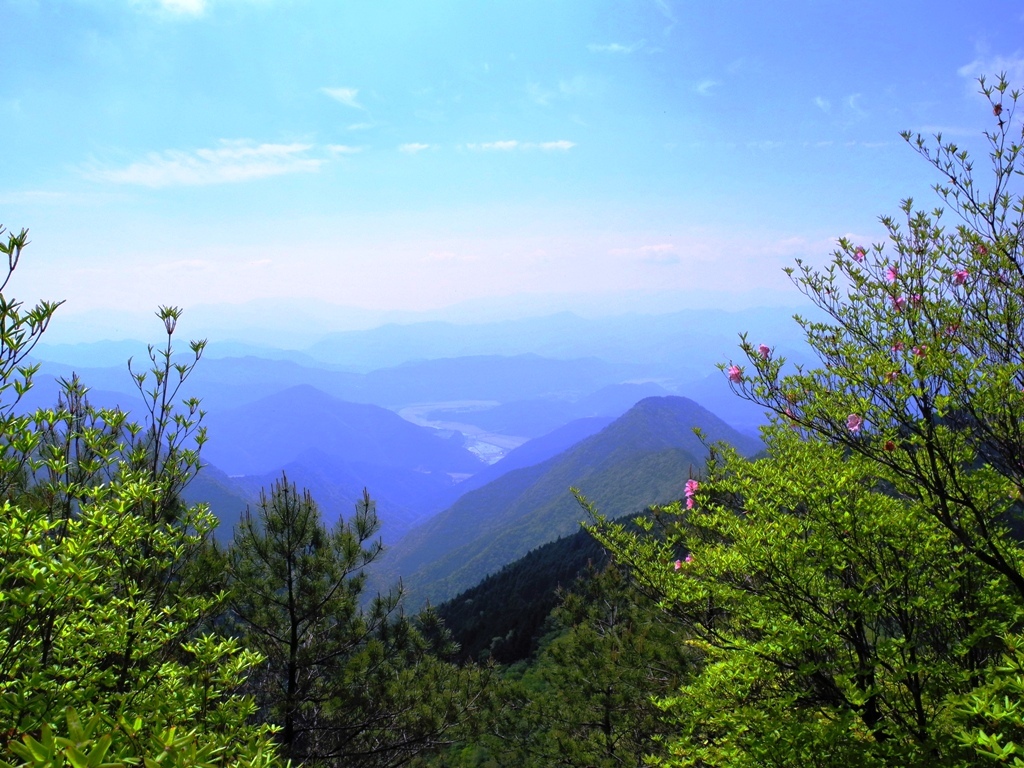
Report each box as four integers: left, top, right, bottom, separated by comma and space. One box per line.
847, 413, 864, 433
886, 265, 898, 283
953, 269, 969, 286
758, 344, 771, 359
853, 247, 866, 262
727, 365, 742, 383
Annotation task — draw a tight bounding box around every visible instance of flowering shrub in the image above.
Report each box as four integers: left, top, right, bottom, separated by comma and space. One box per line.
590, 74, 1024, 767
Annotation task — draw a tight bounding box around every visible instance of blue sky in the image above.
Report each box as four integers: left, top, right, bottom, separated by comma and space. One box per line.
2, 0, 1023, 341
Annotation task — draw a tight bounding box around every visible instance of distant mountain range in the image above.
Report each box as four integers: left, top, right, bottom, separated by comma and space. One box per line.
377, 396, 763, 610
24, 308, 796, 554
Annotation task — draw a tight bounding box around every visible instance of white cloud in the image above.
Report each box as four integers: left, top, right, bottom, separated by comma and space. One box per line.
327, 144, 362, 155
468, 140, 519, 151
399, 143, 432, 154
538, 140, 575, 151
695, 79, 719, 96
846, 93, 866, 116
588, 41, 643, 54
814, 96, 830, 112
321, 87, 364, 110
85, 140, 323, 187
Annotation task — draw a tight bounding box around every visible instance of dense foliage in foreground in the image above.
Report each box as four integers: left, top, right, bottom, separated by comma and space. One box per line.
0, 240, 488, 765
584, 75, 1024, 767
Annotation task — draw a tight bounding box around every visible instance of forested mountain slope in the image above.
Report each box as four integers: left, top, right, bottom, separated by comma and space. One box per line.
381, 396, 762, 609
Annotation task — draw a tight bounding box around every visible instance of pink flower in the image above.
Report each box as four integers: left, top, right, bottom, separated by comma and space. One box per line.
886, 265, 899, 283
913, 345, 927, 358
910, 294, 923, 306
758, 344, 771, 359
674, 559, 683, 571
727, 365, 742, 383
684, 479, 700, 498
853, 247, 866, 263
885, 371, 899, 383
685, 554, 693, 563
945, 324, 959, 337
847, 413, 864, 433
977, 244, 988, 256
954, 269, 969, 286
892, 341, 905, 353
892, 295, 907, 312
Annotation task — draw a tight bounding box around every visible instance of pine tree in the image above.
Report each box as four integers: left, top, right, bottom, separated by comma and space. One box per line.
229, 476, 489, 767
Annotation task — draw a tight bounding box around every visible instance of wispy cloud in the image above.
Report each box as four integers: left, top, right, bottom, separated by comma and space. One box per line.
528, 76, 595, 106
653, 0, 677, 34
588, 41, 644, 54
695, 79, 719, 96
327, 144, 362, 155
747, 140, 785, 150
466, 140, 575, 152
957, 53, 1024, 83
85, 140, 323, 187
161, 0, 204, 13
0, 190, 71, 205
321, 87, 364, 110
846, 93, 866, 117
558, 75, 592, 97
130, 0, 205, 16
399, 143, 432, 154
814, 96, 830, 112
132, 0, 206, 16
526, 83, 554, 106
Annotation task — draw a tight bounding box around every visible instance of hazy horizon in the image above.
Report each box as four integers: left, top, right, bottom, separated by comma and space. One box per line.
4, 0, 1022, 329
